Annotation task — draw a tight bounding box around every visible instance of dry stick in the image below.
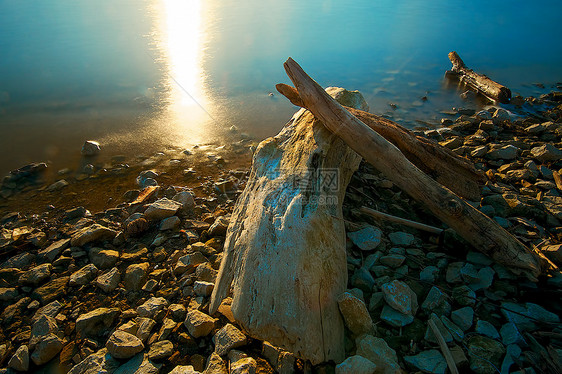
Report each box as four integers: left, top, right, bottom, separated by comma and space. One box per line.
359, 206, 443, 235
428, 319, 460, 374
281, 57, 546, 279
276, 83, 485, 201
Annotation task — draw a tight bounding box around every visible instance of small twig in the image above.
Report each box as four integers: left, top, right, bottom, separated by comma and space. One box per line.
359, 206, 443, 235
428, 319, 459, 374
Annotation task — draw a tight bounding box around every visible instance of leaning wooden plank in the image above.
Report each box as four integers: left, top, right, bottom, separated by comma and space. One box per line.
446, 51, 511, 104
283, 57, 544, 279
277, 83, 485, 201
210, 88, 368, 364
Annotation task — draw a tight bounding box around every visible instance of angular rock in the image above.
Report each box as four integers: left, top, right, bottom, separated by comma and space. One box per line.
174, 252, 207, 276
184, 310, 216, 338
67, 348, 120, 374
144, 198, 182, 221
30, 315, 58, 349
160, 216, 181, 231
422, 286, 451, 316
466, 335, 505, 374
214, 324, 247, 356
148, 340, 174, 360
451, 307, 474, 331
208, 216, 230, 237
70, 263, 99, 286
123, 262, 149, 292
194, 281, 214, 297
8, 345, 29, 372
404, 350, 446, 374
381, 280, 418, 316
81, 140, 101, 156
32, 300, 62, 322
106, 330, 144, 359
337, 292, 373, 336
172, 190, 195, 212
487, 145, 518, 160
452, 285, 476, 306
335, 355, 377, 374
89, 248, 119, 269
0, 287, 18, 301
475, 320, 500, 339
95, 267, 121, 292
113, 353, 162, 374
347, 226, 382, 251
136, 318, 157, 342
71, 224, 117, 247
76, 307, 120, 338
380, 305, 414, 327
356, 335, 401, 374
205, 352, 228, 374
169, 365, 200, 374
136, 297, 169, 319
388, 231, 415, 246
32, 276, 69, 304
230, 357, 257, 374
19, 264, 52, 286
31, 333, 63, 365
531, 143, 562, 163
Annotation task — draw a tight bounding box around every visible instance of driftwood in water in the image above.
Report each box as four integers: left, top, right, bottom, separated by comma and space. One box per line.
446, 51, 511, 104
282, 57, 544, 279
277, 83, 485, 201
210, 88, 368, 364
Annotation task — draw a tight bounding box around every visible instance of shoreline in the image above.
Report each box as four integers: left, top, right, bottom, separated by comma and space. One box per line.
0, 88, 561, 373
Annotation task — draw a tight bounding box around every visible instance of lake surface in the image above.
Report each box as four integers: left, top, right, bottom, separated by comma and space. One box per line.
1, 0, 562, 176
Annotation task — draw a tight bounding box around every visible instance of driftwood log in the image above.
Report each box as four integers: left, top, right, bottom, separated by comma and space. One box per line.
281, 57, 544, 279
210, 88, 368, 364
446, 51, 511, 104
277, 83, 485, 201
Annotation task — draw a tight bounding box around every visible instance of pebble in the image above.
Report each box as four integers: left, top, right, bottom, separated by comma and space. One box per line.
347, 226, 382, 251
380, 280, 418, 316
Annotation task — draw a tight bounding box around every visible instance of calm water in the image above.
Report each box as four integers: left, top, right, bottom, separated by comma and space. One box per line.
1, 0, 562, 176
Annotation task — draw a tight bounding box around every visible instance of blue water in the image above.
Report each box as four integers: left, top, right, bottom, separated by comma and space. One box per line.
1, 0, 561, 175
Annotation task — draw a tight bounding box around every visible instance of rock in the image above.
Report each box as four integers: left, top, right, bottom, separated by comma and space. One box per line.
214, 324, 247, 356
30, 314, 58, 349
68, 348, 120, 374
424, 313, 453, 344
531, 143, 562, 163
539, 244, 562, 265
136, 318, 157, 342
31, 333, 63, 365
95, 267, 121, 292
230, 357, 257, 374
70, 263, 98, 286
19, 264, 52, 286
76, 307, 120, 338
335, 355, 377, 374
466, 251, 493, 266
356, 335, 401, 374
379, 254, 405, 268
419, 266, 439, 283
172, 190, 196, 212
123, 262, 149, 292
4, 252, 35, 269
475, 320, 500, 339
148, 340, 174, 360
160, 216, 181, 231
64, 206, 87, 220
88, 248, 119, 269
337, 292, 373, 335
136, 297, 169, 319
184, 310, 216, 338
440, 315, 464, 342
71, 224, 117, 247
404, 349, 446, 374
381, 280, 418, 315
32, 300, 62, 322
466, 335, 505, 374
144, 198, 182, 221
106, 330, 144, 359
492, 108, 510, 121
169, 365, 200, 374
194, 281, 214, 297
46, 179, 69, 191
8, 345, 29, 372
208, 216, 230, 237
81, 140, 101, 156
501, 302, 559, 331
388, 231, 415, 246
205, 352, 228, 374
347, 226, 382, 251
451, 307, 474, 331
452, 285, 476, 306
487, 145, 518, 160
174, 252, 207, 275
38, 238, 70, 262
380, 305, 414, 327
421, 286, 451, 316
168, 304, 187, 322
32, 276, 69, 304
351, 267, 375, 293
113, 353, 161, 374
0, 287, 18, 301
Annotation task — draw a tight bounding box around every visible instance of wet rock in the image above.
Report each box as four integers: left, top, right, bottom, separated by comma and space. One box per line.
148, 340, 174, 360
19, 263, 52, 286
347, 226, 382, 251
214, 324, 247, 356
95, 267, 121, 292
32, 276, 69, 304
404, 349, 446, 374
144, 198, 182, 221
81, 140, 101, 156
335, 355, 377, 374
160, 216, 180, 231
466, 335, 505, 374
70, 224, 117, 247
88, 248, 119, 269
38, 238, 70, 262
76, 307, 120, 338
421, 286, 451, 316
8, 345, 29, 372
31, 333, 63, 365
337, 292, 373, 335
123, 262, 149, 292
106, 330, 144, 359
184, 310, 216, 338
451, 307, 474, 331
136, 297, 169, 319
381, 280, 418, 316
355, 335, 401, 374
531, 143, 562, 163
67, 348, 120, 374
46, 179, 69, 191
70, 263, 99, 286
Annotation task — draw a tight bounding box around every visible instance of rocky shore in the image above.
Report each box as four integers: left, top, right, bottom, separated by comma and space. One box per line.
0, 89, 562, 374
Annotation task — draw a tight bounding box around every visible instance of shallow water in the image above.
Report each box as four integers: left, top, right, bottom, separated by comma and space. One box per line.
1, 0, 561, 176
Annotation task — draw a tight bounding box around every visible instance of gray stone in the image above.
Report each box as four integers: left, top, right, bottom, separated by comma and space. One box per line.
30, 314, 58, 349
487, 145, 518, 160
466, 251, 493, 266
337, 292, 373, 335
380, 305, 414, 327
475, 320, 500, 339
335, 355, 377, 374
82, 140, 101, 156
106, 330, 144, 359
37, 238, 69, 262
30, 333, 63, 365
32, 300, 62, 322
144, 198, 182, 221
124, 262, 149, 291
174, 252, 208, 275
214, 324, 247, 356
531, 143, 562, 163
136, 318, 157, 342
441, 315, 464, 342
148, 340, 174, 360
137, 297, 169, 319
208, 216, 230, 237
71, 224, 117, 247
172, 190, 196, 212
88, 248, 119, 269
422, 286, 451, 316
355, 335, 401, 374
347, 226, 382, 251
451, 307, 474, 331
76, 307, 120, 338
445, 262, 464, 283
419, 266, 439, 283
3, 252, 35, 270
500, 322, 526, 345
539, 165, 554, 180
404, 349, 446, 374
46, 179, 69, 191
466, 335, 505, 374
95, 268, 121, 292
32, 276, 69, 304
388, 231, 415, 246
350, 267, 375, 293
160, 216, 181, 231
381, 280, 418, 316
70, 263, 99, 286
194, 281, 214, 297
501, 344, 522, 374
67, 348, 120, 374
452, 285, 476, 306
113, 353, 162, 374
184, 310, 216, 338
379, 254, 406, 268
8, 345, 29, 372
19, 264, 52, 286
501, 302, 559, 331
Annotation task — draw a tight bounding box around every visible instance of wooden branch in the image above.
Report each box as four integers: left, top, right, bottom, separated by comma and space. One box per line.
276, 83, 485, 201
447, 51, 511, 104
428, 319, 459, 374
282, 57, 545, 279
358, 206, 443, 235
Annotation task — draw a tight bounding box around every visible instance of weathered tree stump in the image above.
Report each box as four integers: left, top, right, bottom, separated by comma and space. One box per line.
210, 88, 367, 364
